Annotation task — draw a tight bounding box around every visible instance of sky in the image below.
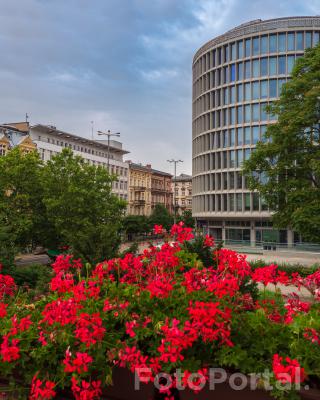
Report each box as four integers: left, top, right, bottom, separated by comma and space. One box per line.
0, 0, 319, 174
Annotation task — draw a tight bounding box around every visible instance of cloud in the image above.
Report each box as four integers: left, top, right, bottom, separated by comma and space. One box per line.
0, 0, 317, 174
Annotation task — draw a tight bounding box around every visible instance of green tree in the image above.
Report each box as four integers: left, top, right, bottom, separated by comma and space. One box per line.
41, 148, 126, 263
123, 215, 151, 239
243, 44, 320, 242
0, 148, 45, 253
149, 204, 173, 231
177, 209, 195, 228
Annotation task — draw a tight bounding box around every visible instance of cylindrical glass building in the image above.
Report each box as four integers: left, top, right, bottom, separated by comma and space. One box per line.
192, 16, 320, 246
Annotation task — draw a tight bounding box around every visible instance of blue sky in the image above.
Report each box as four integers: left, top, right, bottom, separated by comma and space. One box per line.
0, 0, 319, 173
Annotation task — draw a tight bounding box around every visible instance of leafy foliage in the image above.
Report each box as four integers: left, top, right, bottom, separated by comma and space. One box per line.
243, 44, 320, 242
149, 204, 173, 231
0, 148, 126, 265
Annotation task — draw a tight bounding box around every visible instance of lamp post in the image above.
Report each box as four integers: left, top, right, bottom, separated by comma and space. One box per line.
97, 130, 120, 171
167, 159, 183, 224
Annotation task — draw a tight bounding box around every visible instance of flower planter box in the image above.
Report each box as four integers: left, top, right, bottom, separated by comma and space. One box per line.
56, 368, 319, 400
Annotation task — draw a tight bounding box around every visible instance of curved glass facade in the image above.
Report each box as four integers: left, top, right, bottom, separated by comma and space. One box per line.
192, 17, 320, 244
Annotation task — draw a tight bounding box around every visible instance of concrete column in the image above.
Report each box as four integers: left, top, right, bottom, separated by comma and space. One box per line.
222, 225, 226, 242
250, 223, 256, 247
287, 229, 294, 248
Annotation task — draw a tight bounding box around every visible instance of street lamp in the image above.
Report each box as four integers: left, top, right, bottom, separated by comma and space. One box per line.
97, 130, 120, 170
167, 159, 183, 224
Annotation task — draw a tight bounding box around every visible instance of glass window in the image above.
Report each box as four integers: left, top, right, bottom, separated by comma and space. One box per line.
252, 59, 259, 77
306, 32, 312, 48
229, 172, 234, 189
245, 38, 251, 57
278, 33, 286, 52
229, 193, 234, 211
235, 172, 242, 189
269, 57, 277, 75
252, 37, 259, 55
252, 126, 260, 144
261, 103, 268, 121
245, 193, 251, 211
236, 194, 242, 211
237, 40, 243, 58
244, 82, 251, 101
244, 60, 250, 79
296, 32, 304, 50
244, 105, 251, 123
261, 58, 268, 76
237, 84, 243, 102
278, 56, 286, 74
224, 45, 229, 62
261, 80, 268, 98
230, 86, 235, 103
237, 150, 243, 167
223, 66, 228, 83
252, 193, 259, 211
314, 32, 320, 45
244, 148, 251, 160
237, 128, 243, 146
230, 64, 235, 81
237, 106, 243, 124
216, 69, 221, 86
269, 79, 277, 97
252, 81, 259, 99
217, 47, 222, 65
223, 88, 228, 105
288, 32, 295, 51
230, 43, 236, 60
230, 107, 235, 125
287, 55, 295, 74
223, 108, 227, 126
223, 130, 228, 147
237, 62, 243, 80
269, 34, 277, 52
230, 150, 235, 167
260, 35, 268, 54
244, 127, 251, 144
278, 79, 286, 96
230, 129, 235, 146
223, 152, 228, 168
252, 104, 259, 122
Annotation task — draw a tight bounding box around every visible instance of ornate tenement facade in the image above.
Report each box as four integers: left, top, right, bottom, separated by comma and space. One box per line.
0, 122, 37, 155
128, 163, 173, 216
192, 16, 320, 245
172, 174, 192, 215
128, 163, 152, 216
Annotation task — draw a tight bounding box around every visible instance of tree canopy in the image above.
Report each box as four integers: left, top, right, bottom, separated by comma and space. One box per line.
0, 148, 126, 264
149, 204, 173, 231
243, 44, 320, 242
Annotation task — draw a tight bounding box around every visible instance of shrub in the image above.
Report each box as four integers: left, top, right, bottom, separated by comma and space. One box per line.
0, 223, 319, 400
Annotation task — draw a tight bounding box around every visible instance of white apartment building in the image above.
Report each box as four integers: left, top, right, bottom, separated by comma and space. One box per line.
1, 122, 129, 200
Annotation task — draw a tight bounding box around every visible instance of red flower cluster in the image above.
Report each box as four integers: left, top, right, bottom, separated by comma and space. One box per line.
203, 234, 215, 247
74, 313, 105, 347
63, 349, 93, 374
188, 301, 233, 346
30, 376, 56, 400
304, 328, 320, 345
0, 274, 17, 297
153, 224, 164, 235
51, 255, 83, 274
284, 295, 311, 324
71, 377, 101, 400
170, 222, 194, 243
272, 354, 305, 384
